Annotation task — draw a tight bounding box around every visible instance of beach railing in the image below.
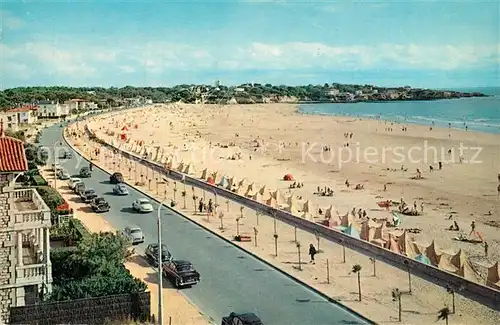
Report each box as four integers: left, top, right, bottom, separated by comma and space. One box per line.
81, 123, 500, 311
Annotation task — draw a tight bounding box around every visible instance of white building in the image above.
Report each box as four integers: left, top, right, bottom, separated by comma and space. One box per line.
0, 129, 52, 323
64, 99, 99, 113
38, 100, 66, 118
328, 88, 340, 96
0, 107, 37, 131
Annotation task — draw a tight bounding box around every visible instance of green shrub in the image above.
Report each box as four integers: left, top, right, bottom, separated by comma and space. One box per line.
31, 175, 48, 186
35, 186, 64, 212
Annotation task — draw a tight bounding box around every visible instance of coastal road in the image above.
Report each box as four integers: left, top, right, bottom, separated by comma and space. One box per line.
41, 124, 370, 325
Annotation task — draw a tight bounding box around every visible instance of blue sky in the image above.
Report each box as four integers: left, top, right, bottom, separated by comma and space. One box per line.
1, 0, 498, 89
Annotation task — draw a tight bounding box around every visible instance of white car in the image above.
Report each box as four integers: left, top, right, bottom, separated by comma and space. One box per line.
68, 178, 82, 189
132, 198, 154, 213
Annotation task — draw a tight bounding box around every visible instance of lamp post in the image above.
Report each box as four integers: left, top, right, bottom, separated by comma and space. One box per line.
156, 200, 167, 325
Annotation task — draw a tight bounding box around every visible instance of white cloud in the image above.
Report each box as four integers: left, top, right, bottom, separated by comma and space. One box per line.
1, 40, 498, 84
0, 10, 24, 30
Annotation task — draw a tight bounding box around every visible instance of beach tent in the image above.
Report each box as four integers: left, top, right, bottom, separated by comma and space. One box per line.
246, 183, 256, 197
177, 162, 185, 172
486, 262, 500, 289
200, 168, 210, 180
266, 197, 278, 208
404, 235, 421, 259
120, 133, 127, 141
121, 126, 128, 131
228, 177, 237, 189
283, 174, 294, 181
456, 259, 482, 284
131, 143, 137, 153
272, 190, 286, 206
418, 241, 439, 266
303, 200, 314, 214
360, 221, 370, 241
415, 254, 432, 265
218, 176, 229, 188
161, 153, 168, 164
437, 250, 460, 273
238, 178, 247, 188
388, 234, 401, 254
252, 192, 265, 203
344, 224, 361, 239
233, 186, 245, 195
301, 211, 314, 221
207, 175, 215, 185
139, 146, 147, 156
285, 195, 300, 215
259, 185, 267, 195
184, 163, 195, 175
212, 172, 220, 184
324, 205, 335, 219
339, 213, 352, 228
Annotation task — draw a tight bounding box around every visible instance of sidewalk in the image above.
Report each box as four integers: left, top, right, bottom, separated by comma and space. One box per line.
40, 167, 209, 325
65, 123, 500, 325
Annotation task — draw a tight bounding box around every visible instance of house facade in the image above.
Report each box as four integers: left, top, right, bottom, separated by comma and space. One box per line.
0, 107, 38, 132
64, 99, 99, 113
38, 100, 70, 118
0, 125, 52, 323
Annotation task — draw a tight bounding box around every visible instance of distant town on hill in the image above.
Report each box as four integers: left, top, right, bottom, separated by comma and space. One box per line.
0, 83, 487, 110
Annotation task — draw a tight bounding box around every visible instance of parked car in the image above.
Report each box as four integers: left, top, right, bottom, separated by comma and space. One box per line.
74, 182, 85, 195
145, 243, 172, 266
221, 313, 264, 325
59, 151, 72, 159
79, 167, 91, 178
112, 183, 129, 196
121, 226, 144, 245
162, 260, 200, 288
110, 172, 124, 184
57, 169, 70, 180
132, 198, 154, 213
90, 197, 110, 212
52, 163, 62, 172
81, 189, 98, 203
68, 178, 82, 189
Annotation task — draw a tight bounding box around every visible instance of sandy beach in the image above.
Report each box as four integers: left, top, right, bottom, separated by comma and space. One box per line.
71, 103, 500, 324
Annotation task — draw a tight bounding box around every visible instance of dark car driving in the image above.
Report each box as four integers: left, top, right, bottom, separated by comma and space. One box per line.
110, 172, 124, 184
145, 243, 172, 266
221, 313, 264, 325
162, 260, 200, 288
79, 167, 91, 178
90, 197, 110, 212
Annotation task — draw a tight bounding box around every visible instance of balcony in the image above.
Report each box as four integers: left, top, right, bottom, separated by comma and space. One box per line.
15, 263, 47, 286
9, 188, 51, 230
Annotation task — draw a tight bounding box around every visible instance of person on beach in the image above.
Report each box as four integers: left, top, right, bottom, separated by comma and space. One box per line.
198, 198, 204, 214
497, 184, 500, 197
484, 241, 489, 257
469, 221, 476, 237
309, 244, 317, 264
89, 162, 93, 171
207, 199, 214, 216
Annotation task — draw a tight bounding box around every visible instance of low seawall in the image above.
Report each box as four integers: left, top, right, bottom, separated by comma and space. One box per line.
82, 121, 500, 312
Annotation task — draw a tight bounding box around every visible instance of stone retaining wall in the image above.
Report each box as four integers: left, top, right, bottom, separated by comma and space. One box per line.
81, 123, 500, 311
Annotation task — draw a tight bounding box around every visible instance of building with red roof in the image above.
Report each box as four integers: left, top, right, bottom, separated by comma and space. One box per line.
0, 120, 28, 173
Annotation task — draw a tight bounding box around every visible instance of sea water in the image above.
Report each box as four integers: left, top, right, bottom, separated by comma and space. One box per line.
299, 87, 500, 134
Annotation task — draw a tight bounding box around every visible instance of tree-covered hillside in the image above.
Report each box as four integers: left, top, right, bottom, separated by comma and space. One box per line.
0, 83, 486, 109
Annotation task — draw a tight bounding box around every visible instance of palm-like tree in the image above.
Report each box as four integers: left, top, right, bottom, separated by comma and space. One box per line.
296, 242, 302, 270
351, 264, 362, 301
226, 199, 230, 212
192, 194, 198, 213
219, 212, 224, 230
437, 307, 450, 325
236, 217, 241, 236
181, 190, 187, 209
392, 288, 402, 322
446, 285, 455, 314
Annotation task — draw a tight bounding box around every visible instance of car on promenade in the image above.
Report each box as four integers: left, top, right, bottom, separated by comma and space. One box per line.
68, 178, 81, 189
162, 260, 200, 288
90, 197, 110, 212
57, 169, 70, 180
122, 226, 145, 245
110, 172, 124, 184
113, 183, 129, 196
74, 182, 85, 195
132, 198, 154, 213
81, 189, 98, 203
145, 243, 172, 266
221, 312, 264, 325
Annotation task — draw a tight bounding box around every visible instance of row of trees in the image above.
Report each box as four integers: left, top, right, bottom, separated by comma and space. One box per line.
1, 83, 444, 109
